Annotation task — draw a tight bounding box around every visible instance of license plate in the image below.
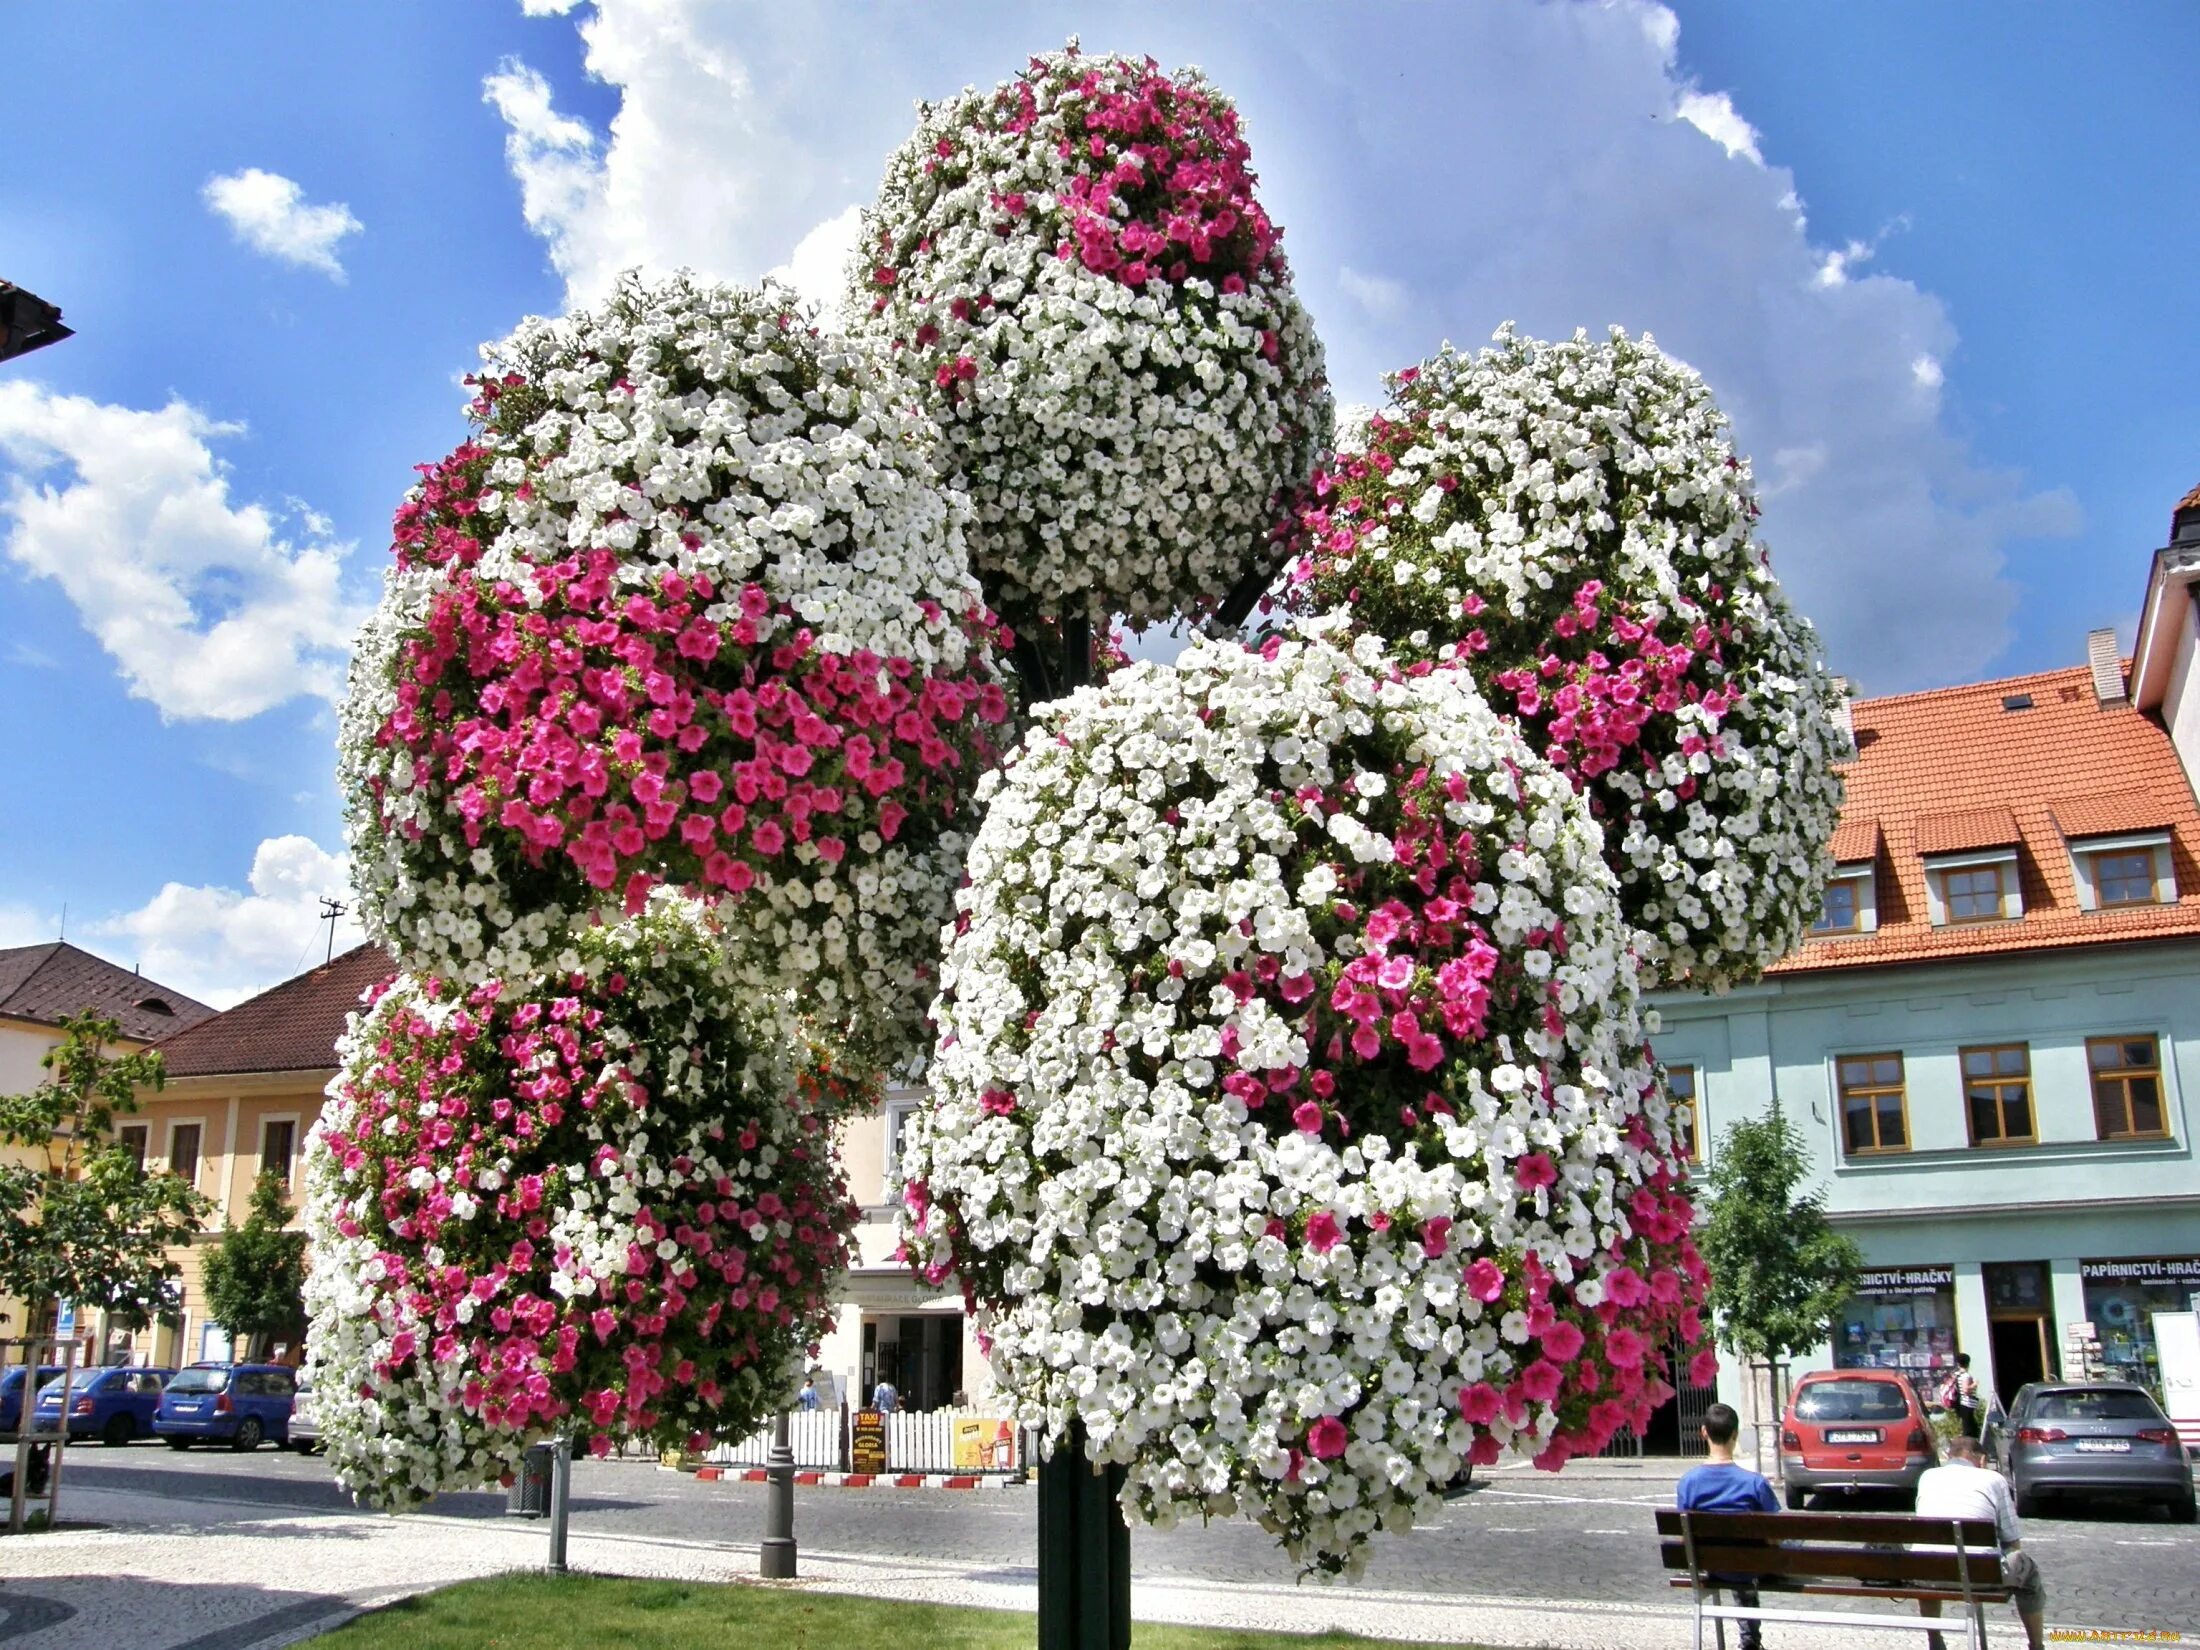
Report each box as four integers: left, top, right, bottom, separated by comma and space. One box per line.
1825, 1429, 1881, 1444
2074, 1439, 2131, 1453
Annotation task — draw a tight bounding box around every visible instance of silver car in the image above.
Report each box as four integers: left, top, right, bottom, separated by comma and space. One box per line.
287, 1373, 322, 1453
1999, 1382, 2194, 1521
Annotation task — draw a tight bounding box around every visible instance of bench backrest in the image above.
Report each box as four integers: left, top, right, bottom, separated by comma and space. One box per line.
1655, 1509, 2005, 1590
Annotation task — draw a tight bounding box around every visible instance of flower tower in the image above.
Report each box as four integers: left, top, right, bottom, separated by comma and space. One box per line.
307, 272, 1009, 1503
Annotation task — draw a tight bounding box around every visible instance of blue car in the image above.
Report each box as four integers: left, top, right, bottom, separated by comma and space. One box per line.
153, 1362, 297, 1452
0, 1366, 67, 1435
33, 1366, 173, 1446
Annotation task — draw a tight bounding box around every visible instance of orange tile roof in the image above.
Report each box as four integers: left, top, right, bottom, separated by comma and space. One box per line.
2177, 481, 2200, 518
2052, 792, 2174, 840
1771, 663, 2200, 976
1828, 816, 1881, 864
1914, 806, 2020, 856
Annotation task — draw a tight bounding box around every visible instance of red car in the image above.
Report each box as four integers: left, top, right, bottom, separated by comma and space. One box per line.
1778, 1368, 1937, 1508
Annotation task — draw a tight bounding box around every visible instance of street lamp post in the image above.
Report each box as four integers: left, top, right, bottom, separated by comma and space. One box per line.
0, 283, 72, 364
759, 1409, 797, 1578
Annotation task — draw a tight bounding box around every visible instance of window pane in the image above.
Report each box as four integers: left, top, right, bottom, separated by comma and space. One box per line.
2090, 1039, 2118, 1070
1838, 1059, 1870, 1087
2123, 1039, 2157, 1069
1962, 1049, 1993, 1078
1815, 883, 1857, 931
2004, 1093, 2032, 1139
1995, 1046, 2028, 1076
2129, 1077, 2163, 1135
1843, 1097, 1873, 1153
2096, 851, 2156, 904
1876, 1094, 1906, 1147
1968, 1092, 1999, 1143
171, 1124, 201, 1185
1872, 1057, 1903, 1086
1667, 1066, 1695, 1101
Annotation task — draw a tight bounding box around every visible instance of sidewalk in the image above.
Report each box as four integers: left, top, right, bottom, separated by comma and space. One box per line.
0, 1480, 2041, 1650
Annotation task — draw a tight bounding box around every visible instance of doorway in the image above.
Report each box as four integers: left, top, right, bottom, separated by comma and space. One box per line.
1988, 1315, 2049, 1405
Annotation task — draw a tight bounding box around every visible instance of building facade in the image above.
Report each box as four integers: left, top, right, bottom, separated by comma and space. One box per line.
1659, 594, 2200, 1416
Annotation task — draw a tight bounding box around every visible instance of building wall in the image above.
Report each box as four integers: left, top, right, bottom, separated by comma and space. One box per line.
2164, 599, 2200, 801
1654, 940, 2200, 1417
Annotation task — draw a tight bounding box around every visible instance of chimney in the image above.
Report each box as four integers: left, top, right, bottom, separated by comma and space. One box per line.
2087, 627, 2127, 708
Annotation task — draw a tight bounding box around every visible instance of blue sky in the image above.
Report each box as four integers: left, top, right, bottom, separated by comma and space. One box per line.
1, 1, 2194, 1007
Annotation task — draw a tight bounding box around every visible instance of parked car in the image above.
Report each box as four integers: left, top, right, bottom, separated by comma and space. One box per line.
287, 1373, 321, 1453
152, 1363, 296, 1452
31, 1366, 172, 1446
1778, 1368, 1937, 1508
0, 1366, 68, 1435
1996, 1382, 2196, 1521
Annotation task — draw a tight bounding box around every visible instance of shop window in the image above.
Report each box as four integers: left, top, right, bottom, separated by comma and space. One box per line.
168, 1122, 202, 1187
117, 1123, 149, 1170
1834, 1265, 1958, 1375
1837, 1053, 1909, 1155
1960, 1044, 2035, 1147
1666, 1064, 1698, 1162
2081, 1256, 2200, 1391
2088, 1036, 2169, 1141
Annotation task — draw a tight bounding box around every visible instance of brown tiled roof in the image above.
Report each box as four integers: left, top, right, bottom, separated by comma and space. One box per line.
1772, 663, 2200, 975
1828, 816, 1881, 865
2176, 481, 2200, 519
1914, 806, 2021, 857
2052, 792, 2174, 841
0, 942, 216, 1043
154, 944, 393, 1078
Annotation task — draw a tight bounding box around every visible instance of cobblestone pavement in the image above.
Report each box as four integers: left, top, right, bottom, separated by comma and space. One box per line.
0, 1446, 2191, 1648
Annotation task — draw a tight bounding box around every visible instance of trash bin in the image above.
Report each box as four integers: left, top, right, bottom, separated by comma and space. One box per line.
507, 1442, 554, 1518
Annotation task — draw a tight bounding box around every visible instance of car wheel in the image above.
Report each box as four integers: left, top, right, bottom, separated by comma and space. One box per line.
231, 1417, 264, 1452
166, 1437, 192, 1451
102, 1415, 135, 1447
1784, 1483, 1807, 1511
2171, 1492, 2196, 1525
2014, 1486, 2040, 1519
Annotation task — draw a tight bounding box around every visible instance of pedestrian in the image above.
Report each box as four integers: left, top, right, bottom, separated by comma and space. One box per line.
1915, 1434, 2045, 1650
1938, 1353, 1983, 1440
1674, 1401, 1780, 1650
797, 1374, 820, 1412
871, 1376, 899, 1413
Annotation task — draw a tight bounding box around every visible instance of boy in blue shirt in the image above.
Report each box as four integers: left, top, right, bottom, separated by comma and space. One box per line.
1675, 1401, 1781, 1650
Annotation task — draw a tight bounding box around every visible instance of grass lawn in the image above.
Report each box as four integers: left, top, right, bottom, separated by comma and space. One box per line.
309, 1573, 1510, 1650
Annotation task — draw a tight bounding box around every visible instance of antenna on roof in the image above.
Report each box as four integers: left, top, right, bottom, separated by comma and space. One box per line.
57, 902, 66, 942
318, 896, 349, 966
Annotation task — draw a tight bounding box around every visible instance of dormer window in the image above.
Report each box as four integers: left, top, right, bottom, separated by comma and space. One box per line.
1916, 808, 2022, 927
2053, 798, 2177, 912
1812, 861, 1878, 935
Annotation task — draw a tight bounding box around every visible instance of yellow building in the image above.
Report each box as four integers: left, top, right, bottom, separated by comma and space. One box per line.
121, 945, 387, 1369
0, 941, 213, 1348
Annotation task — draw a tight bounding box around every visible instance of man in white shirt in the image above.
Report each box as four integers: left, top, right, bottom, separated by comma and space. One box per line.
1913, 1435, 2045, 1650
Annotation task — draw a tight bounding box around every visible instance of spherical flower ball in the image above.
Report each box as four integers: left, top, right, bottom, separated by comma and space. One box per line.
1288, 326, 1847, 989
339, 271, 1013, 1072
301, 896, 861, 1511
850, 42, 1332, 632
903, 628, 1704, 1576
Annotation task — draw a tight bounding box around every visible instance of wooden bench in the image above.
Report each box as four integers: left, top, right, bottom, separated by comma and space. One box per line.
1656, 1508, 2015, 1650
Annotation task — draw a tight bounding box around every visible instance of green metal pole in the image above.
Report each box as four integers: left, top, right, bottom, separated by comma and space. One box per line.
1036, 1421, 1129, 1650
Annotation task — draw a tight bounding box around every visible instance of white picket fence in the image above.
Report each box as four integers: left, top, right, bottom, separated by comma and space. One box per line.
704, 1406, 1025, 1475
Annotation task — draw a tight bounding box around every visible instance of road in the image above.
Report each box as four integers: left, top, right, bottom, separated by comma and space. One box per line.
47, 1441, 2200, 1635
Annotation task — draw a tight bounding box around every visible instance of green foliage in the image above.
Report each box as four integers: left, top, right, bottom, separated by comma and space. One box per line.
0, 1013, 210, 1332
199, 1170, 309, 1361
1696, 1112, 1864, 1364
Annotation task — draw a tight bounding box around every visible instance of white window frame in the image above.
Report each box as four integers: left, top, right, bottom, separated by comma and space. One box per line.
1813, 861, 1879, 936
258, 1112, 302, 1191
883, 1091, 922, 1197
1923, 848, 2022, 926
2067, 830, 2176, 912
166, 1118, 208, 1189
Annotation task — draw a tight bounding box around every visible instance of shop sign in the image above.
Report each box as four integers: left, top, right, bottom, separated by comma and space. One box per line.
952, 1416, 1018, 1472
1853, 1266, 1953, 1297
851, 1408, 888, 1474
2080, 1256, 2200, 1286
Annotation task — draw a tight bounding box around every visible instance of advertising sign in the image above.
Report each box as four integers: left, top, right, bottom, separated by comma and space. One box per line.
851, 1408, 887, 1474
952, 1416, 1018, 1472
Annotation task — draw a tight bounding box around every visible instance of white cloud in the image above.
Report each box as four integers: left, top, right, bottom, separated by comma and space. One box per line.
486, 0, 2078, 689
1674, 89, 1763, 165
1337, 266, 1411, 320
766, 205, 864, 322
1912, 353, 1945, 390
95, 836, 364, 1010
0, 382, 363, 721
202, 168, 362, 280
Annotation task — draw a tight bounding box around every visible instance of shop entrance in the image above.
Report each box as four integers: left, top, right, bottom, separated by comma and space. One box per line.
1989, 1315, 2049, 1404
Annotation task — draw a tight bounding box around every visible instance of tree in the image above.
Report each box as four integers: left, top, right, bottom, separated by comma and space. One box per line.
1698, 1113, 1864, 1362
0, 1013, 209, 1338
199, 1170, 310, 1363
